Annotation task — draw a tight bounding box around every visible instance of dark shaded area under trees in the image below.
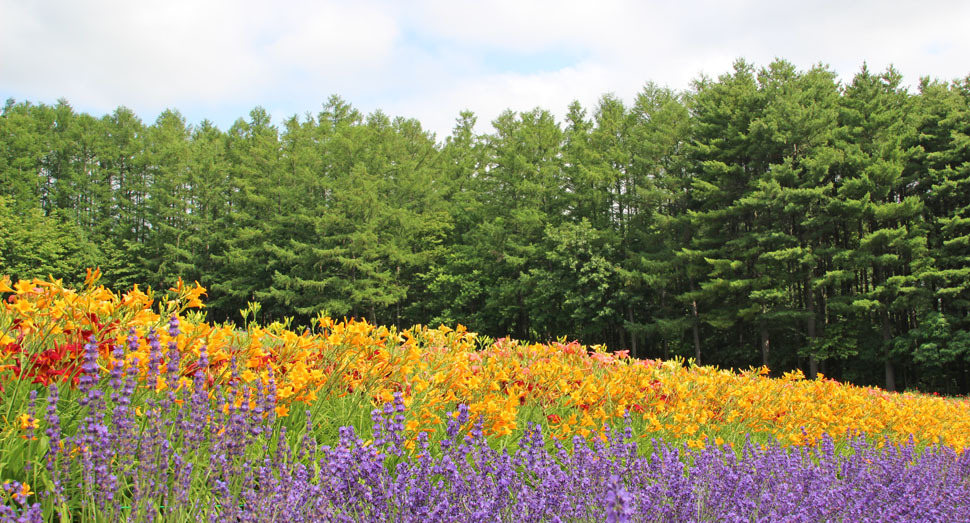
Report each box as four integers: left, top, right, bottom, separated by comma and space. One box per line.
2, 59, 969, 393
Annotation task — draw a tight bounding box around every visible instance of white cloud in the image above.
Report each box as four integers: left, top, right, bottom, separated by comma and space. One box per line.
3, 1, 258, 109
264, 2, 399, 78
2, 0, 969, 137
406, 0, 637, 52
1, 0, 400, 120
385, 61, 622, 139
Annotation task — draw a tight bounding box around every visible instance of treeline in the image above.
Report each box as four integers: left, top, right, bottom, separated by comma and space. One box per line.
1, 59, 968, 393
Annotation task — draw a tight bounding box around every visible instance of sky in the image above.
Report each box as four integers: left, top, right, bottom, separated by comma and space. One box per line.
2, 0, 969, 141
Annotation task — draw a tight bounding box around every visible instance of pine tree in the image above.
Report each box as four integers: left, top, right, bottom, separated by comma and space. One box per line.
684, 59, 764, 367
834, 65, 927, 390
421, 111, 490, 329
477, 108, 564, 339
905, 76, 970, 391
210, 107, 282, 320
625, 83, 692, 360
739, 61, 841, 374
143, 110, 193, 286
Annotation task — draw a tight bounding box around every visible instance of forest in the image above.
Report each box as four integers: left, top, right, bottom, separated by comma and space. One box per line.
1, 58, 968, 393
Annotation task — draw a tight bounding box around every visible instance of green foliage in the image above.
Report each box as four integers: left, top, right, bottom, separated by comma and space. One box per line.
2, 58, 970, 392
0, 197, 103, 285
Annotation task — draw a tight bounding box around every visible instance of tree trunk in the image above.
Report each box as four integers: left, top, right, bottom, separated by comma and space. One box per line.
805, 277, 818, 379
691, 300, 701, 365
517, 292, 528, 341
881, 309, 896, 391
626, 306, 638, 359
760, 325, 770, 369
960, 361, 969, 396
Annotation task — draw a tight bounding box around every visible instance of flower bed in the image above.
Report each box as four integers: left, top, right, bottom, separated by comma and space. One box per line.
1, 272, 969, 520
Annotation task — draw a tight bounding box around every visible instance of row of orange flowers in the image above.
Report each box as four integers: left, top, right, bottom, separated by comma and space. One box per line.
2, 271, 969, 451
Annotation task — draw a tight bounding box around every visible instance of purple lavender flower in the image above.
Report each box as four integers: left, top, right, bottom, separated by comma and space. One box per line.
604, 474, 633, 523
168, 314, 180, 339
76, 335, 100, 406
20, 352, 970, 523
24, 390, 37, 443
182, 348, 210, 453
42, 384, 65, 505
370, 407, 386, 448
145, 328, 163, 387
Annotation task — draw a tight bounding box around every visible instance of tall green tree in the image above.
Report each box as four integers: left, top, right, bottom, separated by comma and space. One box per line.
421, 111, 490, 329
904, 76, 970, 391
625, 84, 692, 360
0, 100, 49, 213
143, 110, 193, 286
96, 107, 148, 289
684, 59, 764, 367
834, 65, 927, 390
210, 107, 282, 320
739, 61, 841, 374
183, 120, 232, 300
476, 108, 564, 339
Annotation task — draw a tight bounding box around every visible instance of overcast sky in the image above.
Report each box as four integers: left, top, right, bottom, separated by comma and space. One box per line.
2, 0, 968, 140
